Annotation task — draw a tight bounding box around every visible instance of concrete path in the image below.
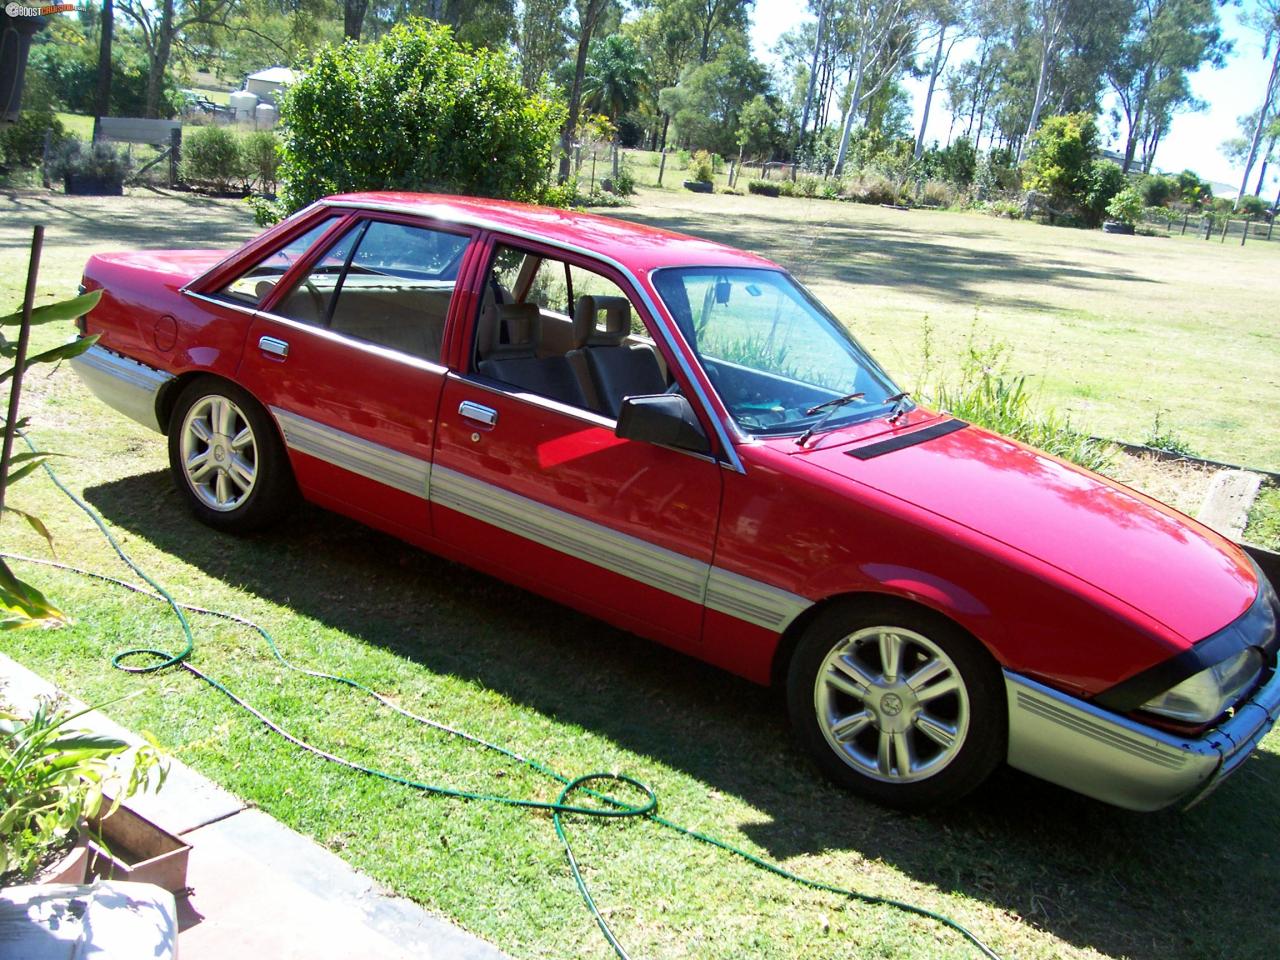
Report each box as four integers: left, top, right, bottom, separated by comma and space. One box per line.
0, 654, 510, 960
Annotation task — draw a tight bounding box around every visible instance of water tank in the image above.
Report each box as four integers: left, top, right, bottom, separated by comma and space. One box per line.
228, 89, 259, 122
254, 102, 278, 128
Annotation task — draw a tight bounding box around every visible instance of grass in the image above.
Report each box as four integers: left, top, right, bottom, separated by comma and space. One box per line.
1246, 486, 1280, 550
2, 187, 1279, 960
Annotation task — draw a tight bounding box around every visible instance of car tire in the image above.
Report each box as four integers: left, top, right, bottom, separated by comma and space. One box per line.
786, 598, 1006, 810
167, 377, 297, 533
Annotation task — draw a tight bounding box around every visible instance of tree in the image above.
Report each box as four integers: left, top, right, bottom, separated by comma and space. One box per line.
119, 0, 239, 117
914, 0, 969, 158
344, 0, 367, 40
1106, 0, 1226, 173
1017, 0, 1074, 163
660, 43, 768, 156
95, 0, 113, 117
277, 19, 565, 212
833, 0, 922, 176
518, 0, 569, 91
736, 91, 779, 161
1235, 0, 1280, 206
582, 34, 643, 122
558, 0, 609, 181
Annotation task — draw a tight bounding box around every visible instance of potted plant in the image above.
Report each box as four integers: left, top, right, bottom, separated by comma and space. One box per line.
683, 150, 715, 193
1, 693, 165, 886
50, 138, 133, 196
1103, 186, 1143, 234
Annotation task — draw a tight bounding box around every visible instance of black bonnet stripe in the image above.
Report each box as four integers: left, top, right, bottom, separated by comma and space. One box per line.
845, 419, 969, 460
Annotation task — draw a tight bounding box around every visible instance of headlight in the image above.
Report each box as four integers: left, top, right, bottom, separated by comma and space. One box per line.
1141, 648, 1264, 724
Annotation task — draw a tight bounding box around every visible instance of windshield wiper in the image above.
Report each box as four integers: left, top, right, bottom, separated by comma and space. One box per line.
885, 391, 911, 424
796, 392, 865, 447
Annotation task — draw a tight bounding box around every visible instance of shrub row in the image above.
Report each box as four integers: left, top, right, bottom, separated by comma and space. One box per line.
182, 125, 280, 193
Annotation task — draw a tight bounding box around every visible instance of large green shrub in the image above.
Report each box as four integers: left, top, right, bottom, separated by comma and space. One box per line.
1081, 159, 1126, 227
28, 44, 180, 118
276, 19, 564, 215
240, 130, 280, 192
0, 74, 63, 172
1138, 174, 1176, 208
182, 125, 244, 192
1105, 186, 1144, 226
1022, 112, 1099, 211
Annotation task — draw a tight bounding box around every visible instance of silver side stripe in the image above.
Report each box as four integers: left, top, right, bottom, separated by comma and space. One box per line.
271, 410, 810, 632
706, 566, 810, 633
430, 466, 708, 604
1013, 685, 1188, 770
271, 407, 431, 500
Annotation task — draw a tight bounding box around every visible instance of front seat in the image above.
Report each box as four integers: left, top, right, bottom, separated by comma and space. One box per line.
569, 295, 667, 420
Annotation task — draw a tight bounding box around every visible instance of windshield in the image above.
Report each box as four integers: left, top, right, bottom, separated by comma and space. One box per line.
651, 267, 904, 437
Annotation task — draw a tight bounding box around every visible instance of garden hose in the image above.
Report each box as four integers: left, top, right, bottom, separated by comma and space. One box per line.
6, 434, 1004, 960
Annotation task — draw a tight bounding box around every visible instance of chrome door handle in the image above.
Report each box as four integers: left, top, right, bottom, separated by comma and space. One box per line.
459, 401, 497, 427
259, 336, 289, 358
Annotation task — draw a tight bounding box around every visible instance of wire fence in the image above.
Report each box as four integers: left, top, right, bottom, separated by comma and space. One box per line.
1139, 210, 1277, 245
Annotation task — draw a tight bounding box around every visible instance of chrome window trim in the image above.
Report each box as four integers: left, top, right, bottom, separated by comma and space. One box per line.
183, 289, 261, 317
318, 199, 747, 474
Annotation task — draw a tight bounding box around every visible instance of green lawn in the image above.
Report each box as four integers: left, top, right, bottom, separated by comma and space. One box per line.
2, 188, 1279, 960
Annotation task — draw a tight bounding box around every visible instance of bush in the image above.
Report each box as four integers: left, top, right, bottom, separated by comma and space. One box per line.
919, 180, 956, 207
1237, 194, 1269, 218
241, 130, 279, 192
48, 138, 133, 184
1105, 186, 1144, 226
689, 150, 714, 184
277, 18, 565, 214
0, 74, 63, 172
1138, 174, 1176, 208
840, 172, 896, 205
28, 44, 181, 118
984, 199, 1023, 219
747, 178, 779, 197
1022, 112, 1099, 212
183, 124, 245, 192
921, 138, 977, 186
1081, 159, 1126, 227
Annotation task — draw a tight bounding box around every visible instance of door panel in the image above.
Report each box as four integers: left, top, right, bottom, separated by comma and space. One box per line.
432, 375, 722, 645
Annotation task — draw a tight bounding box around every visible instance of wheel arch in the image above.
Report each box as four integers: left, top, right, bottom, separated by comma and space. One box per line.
770, 587, 1004, 690
156, 371, 284, 450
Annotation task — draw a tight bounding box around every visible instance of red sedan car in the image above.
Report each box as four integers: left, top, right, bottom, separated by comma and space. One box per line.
72, 193, 1279, 811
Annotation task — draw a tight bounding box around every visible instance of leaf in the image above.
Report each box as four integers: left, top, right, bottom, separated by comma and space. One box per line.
0, 335, 100, 385
2, 506, 54, 552
0, 558, 67, 630
0, 290, 102, 328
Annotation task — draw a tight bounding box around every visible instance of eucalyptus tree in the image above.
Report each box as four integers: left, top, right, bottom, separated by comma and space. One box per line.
832, 0, 923, 176
1235, 0, 1280, 205
118, 0, 239, 116
914, 0, 972, 157
518, 0, 569, 91
559, 0, 610, 181
1105, 0, 1226, 172
1016, 0, 1074, 162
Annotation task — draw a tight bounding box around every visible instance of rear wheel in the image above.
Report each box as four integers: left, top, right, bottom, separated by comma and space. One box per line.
786, 599, 1005, 810
167, 378, 296, 533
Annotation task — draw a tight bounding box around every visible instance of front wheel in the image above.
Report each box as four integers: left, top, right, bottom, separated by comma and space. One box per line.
167, 378, 297, 533
786, 599, 1005, 810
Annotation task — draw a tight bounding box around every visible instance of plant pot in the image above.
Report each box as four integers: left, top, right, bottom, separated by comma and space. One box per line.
64, 174, 124, 196
86, 801, 191, 894
30, 828, 90, 885
682, 180, 713, 193
1102, 220, 1135, 235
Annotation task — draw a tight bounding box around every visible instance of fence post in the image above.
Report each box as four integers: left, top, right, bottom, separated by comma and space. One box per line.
168, 127, 181, 189
657, 149, 666, 187
1269, 217, 1275, 242
1241, 216, 1250, 246
1181, 212, 1189, 235
1220, 218, 1229, 243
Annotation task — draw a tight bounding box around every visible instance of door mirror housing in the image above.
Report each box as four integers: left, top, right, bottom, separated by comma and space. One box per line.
615, 394, 712, 455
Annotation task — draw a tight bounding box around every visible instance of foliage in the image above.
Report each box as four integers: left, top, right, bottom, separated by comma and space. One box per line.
920, 138, 978, 187
1022, 112, 1101, 211
1138, 173, 1177, 207
919, 323, 1115, 474
747, 178, 779, 197
48, 139, 133, 184
688, 149, 714, 184
1081, 159, 1127, 226
1143, 410, 1196, 456
1105, 186, 1145, 225
612, 156, 636, 196
241, 131, 281, 193
183, 125, 245, 192
0, 289, 102, 628
277, 18, 565, 214
582, 34, 644, 121
659, 44, 769, 157
841, 172, 899, 206
1175, 168, 1213, 206
0, 74, 63, 172
0, 694, 165, 883
27, 42, 182, 118
919, 180, 957, 207
1237, 194, 1270, 218
735, 94, 780, 157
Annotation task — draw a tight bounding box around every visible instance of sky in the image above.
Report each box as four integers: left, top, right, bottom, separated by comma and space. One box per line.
749, 1, 1278, 198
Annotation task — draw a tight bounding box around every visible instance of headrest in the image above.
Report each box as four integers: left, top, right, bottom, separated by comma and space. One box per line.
486, 302, 541, 359
573, 295, 632, 347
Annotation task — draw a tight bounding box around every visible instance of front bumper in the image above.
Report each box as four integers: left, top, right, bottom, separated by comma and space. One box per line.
1005, 667, 1280, 811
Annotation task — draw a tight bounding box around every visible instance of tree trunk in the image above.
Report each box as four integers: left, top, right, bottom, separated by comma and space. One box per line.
833, 38, 869, 177
1121, 102, 1143, 173
557, 0, 602, 182
1236, 42, 1280, 208
797, 0, 827, 155
95, 0, 113, 117
344, 0, 369, 41
143, 0, 175, 118
1018, 33, 1054, 163
658, 112, 670, 153
1255, 133, 1277, 196
914, 25, 946, 160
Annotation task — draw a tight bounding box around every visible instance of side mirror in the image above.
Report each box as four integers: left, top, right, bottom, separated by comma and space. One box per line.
615, 394, 711, 455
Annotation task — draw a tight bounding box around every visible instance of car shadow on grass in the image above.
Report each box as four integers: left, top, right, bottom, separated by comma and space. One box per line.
612, 207, 1160, 314
84, 469, 1280, 960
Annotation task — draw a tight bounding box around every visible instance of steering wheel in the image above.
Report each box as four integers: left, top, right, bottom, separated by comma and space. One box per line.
302, 278, 325, 318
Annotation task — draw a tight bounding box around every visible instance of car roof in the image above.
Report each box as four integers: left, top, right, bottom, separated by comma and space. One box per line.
323, 192, 780, 275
